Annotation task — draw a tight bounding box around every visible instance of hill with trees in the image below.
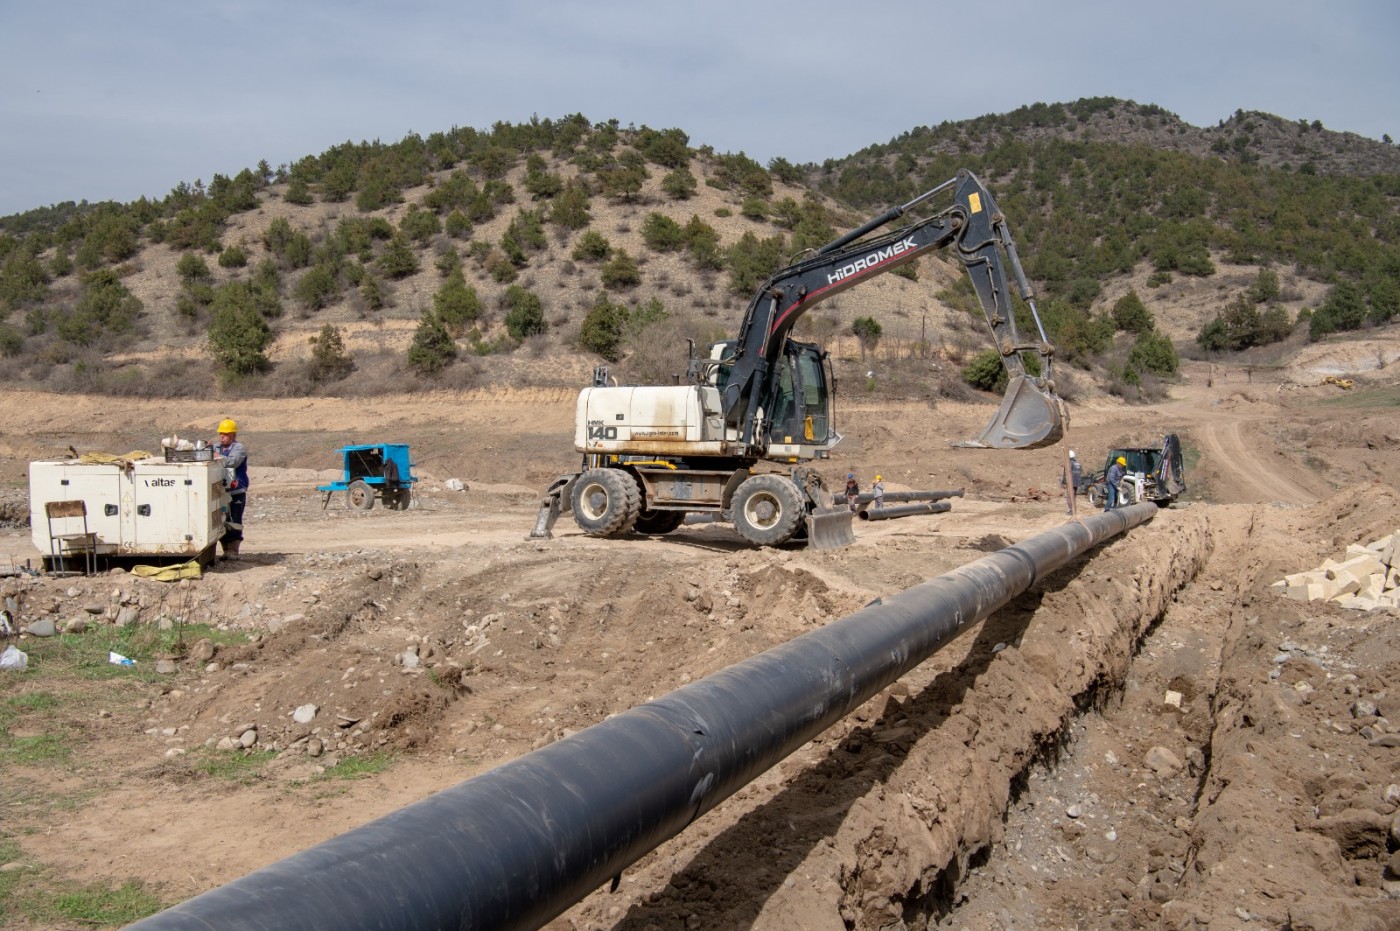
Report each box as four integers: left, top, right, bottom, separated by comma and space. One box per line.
0, 99, 1396, 403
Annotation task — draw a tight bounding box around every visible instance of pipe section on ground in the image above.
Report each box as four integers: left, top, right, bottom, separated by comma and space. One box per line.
858, 500, 952, 521
125, 503, 1159, 931
834, 488, 965, 506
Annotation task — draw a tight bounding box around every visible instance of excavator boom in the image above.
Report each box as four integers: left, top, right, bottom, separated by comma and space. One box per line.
720, 169, 1064, 452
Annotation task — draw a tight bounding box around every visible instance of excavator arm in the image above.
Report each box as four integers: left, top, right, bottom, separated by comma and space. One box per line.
718, 169, 1065, 451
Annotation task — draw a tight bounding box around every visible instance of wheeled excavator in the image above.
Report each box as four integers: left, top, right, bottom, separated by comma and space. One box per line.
529, 169, 1066, 549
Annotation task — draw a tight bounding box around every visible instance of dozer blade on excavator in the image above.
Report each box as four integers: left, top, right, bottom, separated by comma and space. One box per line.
805, 509, 856, 550
955, 374, 1067, 450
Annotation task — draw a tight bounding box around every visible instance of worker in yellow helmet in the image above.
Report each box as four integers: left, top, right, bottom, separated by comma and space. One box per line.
872, 474, 885, 510
1105, 455, 1127, 512
211, 418, 249, 560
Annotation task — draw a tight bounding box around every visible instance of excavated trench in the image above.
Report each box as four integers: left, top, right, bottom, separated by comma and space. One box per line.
553, 508, 1216, 930
563, 489, 1400, 930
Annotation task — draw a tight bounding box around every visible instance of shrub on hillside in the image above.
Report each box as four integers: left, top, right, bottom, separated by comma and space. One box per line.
407, 311, 457, 376
1111, 290, 1154, 334
600, 250, 641, 289
1127, 329, 1179, 376
579, 293, 627, 361
504, 286, 547, 339
207, 284, 273, 378
434, 268, 482, 335
308, 324, 354, 383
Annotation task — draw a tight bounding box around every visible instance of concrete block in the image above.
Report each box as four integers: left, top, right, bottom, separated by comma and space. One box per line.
1330, 571, 1363, 598
1329, 555, 1384, 579
1308, 581, 1338, 602
1386, 566, 1400, 591
1361, 574, 1386, 600
1334, 594, 1372, 611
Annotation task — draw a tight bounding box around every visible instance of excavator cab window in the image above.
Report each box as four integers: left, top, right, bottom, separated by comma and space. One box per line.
794, 346, 831, 442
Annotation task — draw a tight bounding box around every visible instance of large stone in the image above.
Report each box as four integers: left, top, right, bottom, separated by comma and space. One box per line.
24, 618, 57, 637
1144, 746, 1183, 777
1310, 808, 1389, 856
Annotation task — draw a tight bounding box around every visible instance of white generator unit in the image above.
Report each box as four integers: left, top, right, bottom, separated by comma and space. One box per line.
29, 456, 227, 563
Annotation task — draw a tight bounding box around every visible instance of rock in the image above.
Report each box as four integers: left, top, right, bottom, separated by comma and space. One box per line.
115, 606, 140, 627
445, 478, 465, 491
238, 728, 258, 749
1310, 808, 1389, 856
216, 736, 238, 751
62, 618, 88, 634
306, 738, 324, 758
1391, 814, 1400, 847
1387, 850, 1400, 880
1385, 784, 1400, 807
1066, 803, 1084, 819
189, 639, 216, 663
154, 659, 177, 674
1371, 734, 1400, 748
1144, 746, 1184, 777
24, 618, 57, 637
1353, 699, 1379, 718
293, 704, 318, 725
83, 603, 104, 615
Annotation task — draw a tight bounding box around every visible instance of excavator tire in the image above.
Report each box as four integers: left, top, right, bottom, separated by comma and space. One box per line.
633, 509, 685, 535
571, 468, 641, 537
732, 474, 803, 546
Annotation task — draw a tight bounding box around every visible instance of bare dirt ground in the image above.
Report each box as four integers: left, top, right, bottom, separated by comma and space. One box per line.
1, 344, 1399, 931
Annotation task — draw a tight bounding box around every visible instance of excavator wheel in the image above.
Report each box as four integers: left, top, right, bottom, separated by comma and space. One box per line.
570, 468, 641, 537
732, 474, 803, 546
633, 509, 685, 535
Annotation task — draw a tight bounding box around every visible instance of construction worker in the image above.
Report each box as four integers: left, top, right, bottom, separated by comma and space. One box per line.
872, 474, 885, 510
212, 418, 249, 560
844, 473, 860, 512
1105, 455, 1127, 511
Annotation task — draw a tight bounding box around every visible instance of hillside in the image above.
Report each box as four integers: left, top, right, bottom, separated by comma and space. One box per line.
0, 101, 1397, 404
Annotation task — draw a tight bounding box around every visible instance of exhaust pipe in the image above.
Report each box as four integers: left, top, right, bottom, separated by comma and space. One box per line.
125, 504, 1159, 931
858, 501, 951, 521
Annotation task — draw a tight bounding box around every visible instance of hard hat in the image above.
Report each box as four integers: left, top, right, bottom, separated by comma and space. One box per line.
875, 474, 882, 482
846, 473, 854, 479
1115, 456, 1126, 465
1068, 450, 1076, 459
218, 419, 238, 434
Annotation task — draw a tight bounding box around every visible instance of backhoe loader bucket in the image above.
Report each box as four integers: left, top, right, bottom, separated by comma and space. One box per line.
805, 509, 856, 550
955, 374, 1066, 450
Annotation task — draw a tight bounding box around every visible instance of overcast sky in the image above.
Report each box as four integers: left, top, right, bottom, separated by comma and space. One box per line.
2, 1, 1397, 217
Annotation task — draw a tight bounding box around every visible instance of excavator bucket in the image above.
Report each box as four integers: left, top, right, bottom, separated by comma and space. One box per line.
805, 509, 856, 550
956, 374, 1066, 450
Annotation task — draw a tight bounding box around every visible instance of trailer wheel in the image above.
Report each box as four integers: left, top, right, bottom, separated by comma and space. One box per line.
384, 487, 411, 510
570, 469, 640, 537
347, 480, 375, 511
1086, 484, 1104, 509
732, 474, 803, 546
633, 509, 685, 535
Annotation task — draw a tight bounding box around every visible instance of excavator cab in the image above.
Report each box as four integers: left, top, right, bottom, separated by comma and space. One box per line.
764, 342, 836, 458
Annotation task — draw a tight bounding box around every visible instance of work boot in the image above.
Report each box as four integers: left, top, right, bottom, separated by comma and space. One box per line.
222, 539, 240, 561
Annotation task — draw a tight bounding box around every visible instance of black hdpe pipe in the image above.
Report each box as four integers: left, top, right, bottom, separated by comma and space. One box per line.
125, 503, 1159, 931
833, 488, 965, 506
858, 501, 952, 521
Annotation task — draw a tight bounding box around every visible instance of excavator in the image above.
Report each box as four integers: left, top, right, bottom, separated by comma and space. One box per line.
530, 169, 1066, 549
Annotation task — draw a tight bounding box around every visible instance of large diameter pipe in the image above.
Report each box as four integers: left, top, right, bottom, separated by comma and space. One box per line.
858, 501, 952, 521
833, 488, 965, 506
126, 503, 1159, 931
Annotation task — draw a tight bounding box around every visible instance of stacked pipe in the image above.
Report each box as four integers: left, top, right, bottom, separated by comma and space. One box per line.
832, 488, 965, 507
859, 500, 952, 521
125, 502, 1160, 931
